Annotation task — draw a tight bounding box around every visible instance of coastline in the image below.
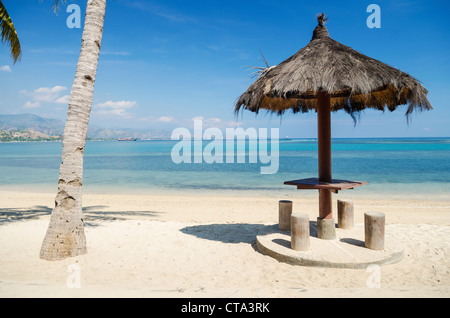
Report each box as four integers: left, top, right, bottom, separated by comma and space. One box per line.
1, 189, 449, 298
1, 188, 449, 224
2, 180, 450, 202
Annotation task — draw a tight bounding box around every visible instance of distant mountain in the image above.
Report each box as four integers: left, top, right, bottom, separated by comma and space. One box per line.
0, 113, 65, 136
87, 127, 171, 140
0, 113, 171, 140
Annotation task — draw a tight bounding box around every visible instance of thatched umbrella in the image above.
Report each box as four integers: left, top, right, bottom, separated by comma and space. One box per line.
236, 13, 432, 239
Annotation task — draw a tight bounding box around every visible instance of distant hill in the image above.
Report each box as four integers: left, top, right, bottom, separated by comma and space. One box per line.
87, 127, 171, 140
0, 113, 171, 141
0, 129, 60, 142
0, 113, 65, 136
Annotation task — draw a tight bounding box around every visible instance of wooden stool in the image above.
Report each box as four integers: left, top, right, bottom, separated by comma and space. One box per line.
291, 213, 310, 251
279, 200, 292, 231
364, 212, 385, 250
338, 199, 354, 229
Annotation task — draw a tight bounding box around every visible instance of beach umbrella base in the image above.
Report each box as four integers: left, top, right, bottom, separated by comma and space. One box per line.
256, 223, 404, 269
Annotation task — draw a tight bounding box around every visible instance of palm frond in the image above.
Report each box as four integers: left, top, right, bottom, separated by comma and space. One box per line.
0, 0, 21, 64
52, 0, 67, 14
37, 0, 67, 14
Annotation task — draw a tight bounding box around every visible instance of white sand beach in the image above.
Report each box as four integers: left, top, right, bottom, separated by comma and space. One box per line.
0, 189, 449, 298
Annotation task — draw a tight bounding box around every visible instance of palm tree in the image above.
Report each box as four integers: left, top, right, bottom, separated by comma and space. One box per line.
0, 0, 22, 63
40, 0, 107, 260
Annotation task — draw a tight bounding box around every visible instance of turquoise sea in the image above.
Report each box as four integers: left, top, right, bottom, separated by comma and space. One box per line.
0, 138, 449, 200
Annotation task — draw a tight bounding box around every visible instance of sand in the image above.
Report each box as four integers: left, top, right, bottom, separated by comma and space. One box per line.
0, 189, 449, 298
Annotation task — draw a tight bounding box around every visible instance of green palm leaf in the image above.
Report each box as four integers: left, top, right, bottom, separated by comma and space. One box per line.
50, 0, 67, 13
0, 0, 21, 64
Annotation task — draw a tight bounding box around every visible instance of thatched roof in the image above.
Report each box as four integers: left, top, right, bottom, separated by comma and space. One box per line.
235, 14, 432, 119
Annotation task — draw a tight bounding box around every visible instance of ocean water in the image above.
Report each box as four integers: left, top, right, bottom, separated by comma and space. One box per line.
0, 138, 449, 200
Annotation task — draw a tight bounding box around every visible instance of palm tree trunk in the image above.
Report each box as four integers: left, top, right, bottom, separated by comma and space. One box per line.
40, 0, 106, 261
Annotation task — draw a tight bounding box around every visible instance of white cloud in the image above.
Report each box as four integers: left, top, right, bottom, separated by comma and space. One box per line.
34, 86, 65, 93
21, 86, 69, 108
0, 65, 11, 72
97, 108, 130, 117
32, 86, 67, 102
158, 116, 174, 122
55, 95, 70, 104
95, 100, 137, 118
226, 120, 243, 128
24, 101, 41, 109
96, 100, 136, 109
191, 116, 222, 128
207, 117, 221, 123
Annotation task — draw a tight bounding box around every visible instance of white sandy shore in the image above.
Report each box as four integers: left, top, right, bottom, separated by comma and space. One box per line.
0, 189, 449, 298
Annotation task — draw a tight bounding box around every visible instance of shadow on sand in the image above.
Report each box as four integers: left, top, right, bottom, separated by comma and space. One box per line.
180, 221, 319, 245
0, 205, 162, 227
180, 220, 365, 250
180, 223, 277, 244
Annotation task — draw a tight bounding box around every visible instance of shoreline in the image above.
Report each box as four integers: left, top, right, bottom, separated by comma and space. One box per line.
1, 182, 450, 202
1, 136, 449, 142
1, 188, 449, 225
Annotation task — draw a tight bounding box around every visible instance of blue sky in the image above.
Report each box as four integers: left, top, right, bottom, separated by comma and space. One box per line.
1, 0, 449, 137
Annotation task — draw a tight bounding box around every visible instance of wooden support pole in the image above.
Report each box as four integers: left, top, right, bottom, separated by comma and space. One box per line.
291, 213, 310, 251
317, 91, 332, 220
338, 199, 354, 229
316, 91, 336, 240
364, 212, 385, 250
278, 200, 293, 231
